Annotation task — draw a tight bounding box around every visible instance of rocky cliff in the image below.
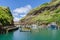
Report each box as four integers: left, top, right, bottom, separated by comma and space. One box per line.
20, 0, 60, 26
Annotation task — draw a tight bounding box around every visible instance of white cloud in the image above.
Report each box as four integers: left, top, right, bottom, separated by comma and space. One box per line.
12, 5, 32, 21
20, 15, 26, 17
13, 5, 32, 14
13, 17, 20, 21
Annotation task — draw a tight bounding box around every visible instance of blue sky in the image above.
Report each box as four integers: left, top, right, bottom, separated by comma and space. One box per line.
0, 0, 51, 21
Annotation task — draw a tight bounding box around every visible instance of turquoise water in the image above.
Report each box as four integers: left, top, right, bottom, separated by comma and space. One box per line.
0, 29, 60, 40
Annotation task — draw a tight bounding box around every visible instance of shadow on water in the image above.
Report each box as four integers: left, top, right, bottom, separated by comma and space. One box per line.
0, 32, 13, 40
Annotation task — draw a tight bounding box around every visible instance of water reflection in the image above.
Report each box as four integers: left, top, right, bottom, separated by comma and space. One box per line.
0, 32, 13, 40
52, 30, 57, 40
13, 30, 31, 40
0, 29, 60, 40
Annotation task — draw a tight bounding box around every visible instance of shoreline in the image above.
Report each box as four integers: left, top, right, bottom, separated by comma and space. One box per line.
0, 26, 19, 34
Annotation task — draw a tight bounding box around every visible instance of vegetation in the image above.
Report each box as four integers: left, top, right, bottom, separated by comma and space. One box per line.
0, 6, 13, 26
20, 0, 60, 26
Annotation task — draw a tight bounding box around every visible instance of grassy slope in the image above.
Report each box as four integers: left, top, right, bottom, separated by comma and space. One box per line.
20, 0, 60, 26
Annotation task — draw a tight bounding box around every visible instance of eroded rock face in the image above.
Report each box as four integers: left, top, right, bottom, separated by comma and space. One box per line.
0, 6, 14, 26
51, 0, 57, 2
30, 2, 60, 15
20, 0, 60, 26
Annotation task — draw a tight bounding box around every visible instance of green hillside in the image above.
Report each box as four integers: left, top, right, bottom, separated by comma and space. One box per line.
20, 0, 60, 26
0, 6, 13, 26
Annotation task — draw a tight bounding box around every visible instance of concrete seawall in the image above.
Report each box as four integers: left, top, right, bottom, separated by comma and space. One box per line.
0, 26, 19, 34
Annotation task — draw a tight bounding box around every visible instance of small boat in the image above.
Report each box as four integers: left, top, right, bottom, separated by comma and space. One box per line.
19, 27, 31, 32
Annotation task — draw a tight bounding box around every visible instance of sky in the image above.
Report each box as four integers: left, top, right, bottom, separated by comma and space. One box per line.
0, 0, 51, 21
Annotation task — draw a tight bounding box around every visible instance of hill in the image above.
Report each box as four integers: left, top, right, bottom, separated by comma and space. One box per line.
20, 0, 60, 26
0, 6, 13, 26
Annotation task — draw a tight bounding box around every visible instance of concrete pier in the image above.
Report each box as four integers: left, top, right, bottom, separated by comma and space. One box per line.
6, 27, 19, 33
0, 26, 19, 34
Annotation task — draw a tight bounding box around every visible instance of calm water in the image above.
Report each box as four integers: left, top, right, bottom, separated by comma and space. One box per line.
0, 29, 60, 40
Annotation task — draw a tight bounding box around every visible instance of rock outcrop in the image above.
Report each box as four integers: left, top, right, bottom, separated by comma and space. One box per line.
20, 0, 60, 27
